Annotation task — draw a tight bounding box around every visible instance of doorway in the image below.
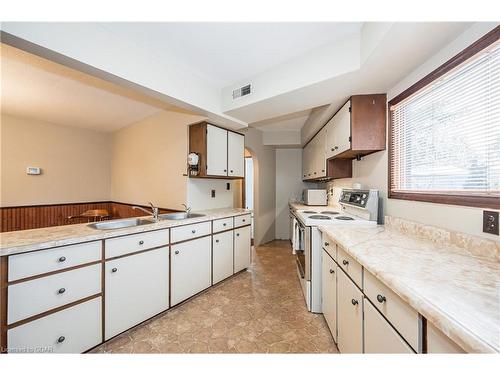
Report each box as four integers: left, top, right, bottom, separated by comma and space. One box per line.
243, 149, 255, 243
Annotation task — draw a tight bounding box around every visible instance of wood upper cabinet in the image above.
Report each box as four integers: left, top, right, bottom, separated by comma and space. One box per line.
189, 122, 245, 179
322, 250, 337, 343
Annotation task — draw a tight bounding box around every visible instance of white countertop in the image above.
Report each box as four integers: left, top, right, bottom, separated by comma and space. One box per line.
318, 217, 500, 353
0, 208, 251, 257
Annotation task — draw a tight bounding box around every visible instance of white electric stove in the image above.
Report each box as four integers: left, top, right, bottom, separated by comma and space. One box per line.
293, 189, 379, 313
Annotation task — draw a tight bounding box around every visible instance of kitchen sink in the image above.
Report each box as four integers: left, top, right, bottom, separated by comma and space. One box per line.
88, 218, 155, 230
158, 212, 206, 220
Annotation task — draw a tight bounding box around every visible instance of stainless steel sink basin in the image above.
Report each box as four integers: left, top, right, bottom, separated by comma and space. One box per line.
88, 218, 155, 230
158, 212, 206, 220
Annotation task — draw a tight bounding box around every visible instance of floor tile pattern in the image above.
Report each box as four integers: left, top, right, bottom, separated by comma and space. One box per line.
92, 240, 338, 353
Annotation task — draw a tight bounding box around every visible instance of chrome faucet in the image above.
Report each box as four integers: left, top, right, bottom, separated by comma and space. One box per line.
182, 203, 192, 216
132, 202, 159, 222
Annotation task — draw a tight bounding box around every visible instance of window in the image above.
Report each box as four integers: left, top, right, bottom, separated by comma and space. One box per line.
388, 27, 500, 209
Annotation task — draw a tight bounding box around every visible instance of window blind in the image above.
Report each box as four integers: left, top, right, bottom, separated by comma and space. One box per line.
389, 40, 500, 198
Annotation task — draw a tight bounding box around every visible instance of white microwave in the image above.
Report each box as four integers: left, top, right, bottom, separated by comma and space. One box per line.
303, 189, 327, 206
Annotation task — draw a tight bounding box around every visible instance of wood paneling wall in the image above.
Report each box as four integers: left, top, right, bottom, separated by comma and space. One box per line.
0, 202, 177, 233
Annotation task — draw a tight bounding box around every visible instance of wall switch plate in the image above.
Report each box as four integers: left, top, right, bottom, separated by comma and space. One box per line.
211, 189, 216, 198
483, 210, 499, 235
26, 167, 41, 175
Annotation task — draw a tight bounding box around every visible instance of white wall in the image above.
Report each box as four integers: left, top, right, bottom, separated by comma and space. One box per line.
329, 22, 500, 240
187, 179, 241, 211
275, 149, 308, 239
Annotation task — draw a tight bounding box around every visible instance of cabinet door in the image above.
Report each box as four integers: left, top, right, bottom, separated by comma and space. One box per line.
322, 250, 337, 342
234, 226, 251, 273
303, 143, 313, 179
333, 101, 351, 156
337, 269, 363, 353
227, 131, 244, 177
325, 116, 337, 159
206, 124, 228, 176
364, 298, 414, 353
105, 247, 169, 340
171, 236, 211, 306
315, 127, 327, 178
213, 230, 234, 284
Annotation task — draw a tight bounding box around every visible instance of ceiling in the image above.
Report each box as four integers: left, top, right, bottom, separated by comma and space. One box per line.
0, 44, 189, 132
251, 110, 311, 131
98, 22, 363, 88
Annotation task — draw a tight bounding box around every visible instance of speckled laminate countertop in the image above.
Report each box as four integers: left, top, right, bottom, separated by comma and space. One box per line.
0, 208, 251, 257
318, 217, 500, 353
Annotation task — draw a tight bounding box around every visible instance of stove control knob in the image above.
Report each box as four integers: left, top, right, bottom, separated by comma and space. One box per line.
361, 200, 365, 205
362, 194, 367, 198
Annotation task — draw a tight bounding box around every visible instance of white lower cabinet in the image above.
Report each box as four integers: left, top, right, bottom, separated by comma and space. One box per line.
322, 250, 337, 342
171, 236, 212, 306
212, 230, 234, 284
105, 247, 169, 340
8, 297, 102, 353
337, 269, 363, 353
364, 298, 414, 353
234, 225, 251, 273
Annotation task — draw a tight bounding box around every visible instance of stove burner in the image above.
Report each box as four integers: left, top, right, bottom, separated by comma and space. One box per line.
309, 215, 332, 220
321, 211, 340, 215
335, 216, 354, 221
302, 211, 317, 214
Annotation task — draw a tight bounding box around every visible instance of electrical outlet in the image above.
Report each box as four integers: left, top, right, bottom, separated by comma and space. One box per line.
226, 182, 230, 190
483, 211, 499, 235
211, 189, 216, 198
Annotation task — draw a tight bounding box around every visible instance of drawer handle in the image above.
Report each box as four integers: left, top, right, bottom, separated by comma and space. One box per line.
342, 260, 349, 266
139, 240, 144, 245
324, 242, 329, 246
223, 223, 227, 226
215, 239, 219, 243
58, 256, 66, 262
57, 336, 65, 343
351, 299, 358, 306
329, 269, 335, 274
191, 230, 196, 234
175, 250, 180, 255
242, 219, 246, 222
377, 294, 387, 303
111, 268, 118, 273
58, 288, 66, 294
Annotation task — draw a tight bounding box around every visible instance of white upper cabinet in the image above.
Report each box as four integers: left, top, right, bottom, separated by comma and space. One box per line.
326, 101, 351, 159
227, 131, 245, 177
206, 124, 228, 176
315, 127, 327, 178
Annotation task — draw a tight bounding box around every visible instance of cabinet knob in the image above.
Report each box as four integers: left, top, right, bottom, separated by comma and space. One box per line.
58, 288, 66, 294
236, 233, 240, 237
342, 259, 349, 266
224, 169, 227, 172
324, 242, 329, 246
351, 299, 359, 306
111, 268, 118, 273
335, 146, 339, 150
242, 219, 246, 222
215, 239, 219, 243
223, 223, 227, 226
57, 336, 65, 343
175, 250, 179, 255
331, 148, 334, 151
230, 170, 233, 173
191, 229, 196, 234
139, 240, 144, 245
58, 256, 66, 262
329, 269, 335, 274
377, 294, 386, 303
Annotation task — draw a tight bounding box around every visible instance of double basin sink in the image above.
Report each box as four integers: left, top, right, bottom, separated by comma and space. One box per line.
88, 212, 205, 230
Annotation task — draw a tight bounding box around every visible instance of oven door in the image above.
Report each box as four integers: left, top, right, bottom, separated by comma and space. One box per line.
295, 221, 311, 281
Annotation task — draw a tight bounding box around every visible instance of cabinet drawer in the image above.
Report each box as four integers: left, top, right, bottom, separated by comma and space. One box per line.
8, 241, 101, 282
171, 222, 211, 243
322, 234, 336, 261
364, 269, 419, 351
8, 297, 102, 354
337, 246, 362, 288
8, 264, 101, 324
234, 214, 251, 228
105, 229, 169, 259
364, 298, 414, 353
212, 217, 233, 233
